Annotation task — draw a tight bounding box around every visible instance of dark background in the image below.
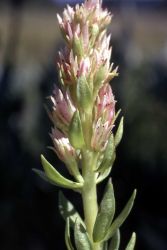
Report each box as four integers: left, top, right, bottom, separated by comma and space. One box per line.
0, 0, 167, 249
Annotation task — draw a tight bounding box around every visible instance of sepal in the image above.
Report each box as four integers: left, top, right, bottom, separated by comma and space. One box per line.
125, 233, 136, 250
93, 179, 115, 242
69, 110, 85, 149
104, 190, 137, 241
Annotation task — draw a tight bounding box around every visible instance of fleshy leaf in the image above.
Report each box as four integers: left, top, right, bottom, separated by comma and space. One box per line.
77, 76, 92, 111
103, 241, 108, 250
93, 65, 107, 96
59, 191, 84, 228
96, 165, 112, 184
73, 34, 84, 59
97, 134, 115, 172
114, 117, 124, 147
93, 179, 115, 242
40, 155, 83, 189
33, 169, 58, 186
108, 229, 120, 250
69, 110, 85, 149
125, 233, 136, 250
105, 190, 137, 241
74, 219, 92, 250
65, 218, 75, 250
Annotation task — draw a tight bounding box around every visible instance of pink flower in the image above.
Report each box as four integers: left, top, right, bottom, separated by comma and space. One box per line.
50, 127, 77, 165
50, 86, 76, 133
58, 51, 91, 85
91, 84, 115, 151
77, 57, 90, 77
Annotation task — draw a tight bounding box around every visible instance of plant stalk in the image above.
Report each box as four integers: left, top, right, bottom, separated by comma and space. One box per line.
81, 151, 101, 250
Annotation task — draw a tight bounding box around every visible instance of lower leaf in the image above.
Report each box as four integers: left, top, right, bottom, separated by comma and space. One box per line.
104, 189, 137, 241
125, 233, 136, 250
65, 218, 75, 250
74, 219, 92, 250
59, 191, 84, 228
108, 229, 120, 250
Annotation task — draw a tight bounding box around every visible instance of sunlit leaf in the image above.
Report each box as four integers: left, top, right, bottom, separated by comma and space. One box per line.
93, 179, 115, 242
40, 155, 83, 189
114, 117, 124, 147
105, 190, 137, 241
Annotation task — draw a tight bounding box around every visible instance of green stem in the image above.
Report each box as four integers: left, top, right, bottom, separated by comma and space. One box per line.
81, 151, 101, 250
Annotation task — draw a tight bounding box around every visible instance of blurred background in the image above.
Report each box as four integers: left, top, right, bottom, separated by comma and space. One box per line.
0, 0, 167, 249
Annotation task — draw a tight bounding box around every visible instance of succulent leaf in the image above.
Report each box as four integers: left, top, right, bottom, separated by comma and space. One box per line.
108, 229, 120, 250
125, 233, 136, 250
93, 179, 115, 242
65, 218, 75, 250
69, 110, 85, 149
40, 155, 83, 189
74, 219, 92, 250
97, 134, 115, 172
104, 190, 137, 241
76, 76, 92, 111
59, 191, 84, 228
114, 117, 124, 147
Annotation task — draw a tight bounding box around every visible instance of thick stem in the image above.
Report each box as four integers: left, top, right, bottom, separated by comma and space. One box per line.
81, 151, 101, 250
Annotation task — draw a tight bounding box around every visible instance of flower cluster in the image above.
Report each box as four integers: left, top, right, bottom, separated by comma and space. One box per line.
50, 0, 118, 174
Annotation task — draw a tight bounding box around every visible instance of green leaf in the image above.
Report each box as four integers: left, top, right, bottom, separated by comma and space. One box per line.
33, 169, 58, 186
96, 165, 113, 184
74, 219, 92, 250
105, 190, 137, 241
93, 179, 115, 242
97, 134, 115, 172
103, 241, 108, 250
73, 34, 84, 59
77, 76, 92, 111
108, 229, 120, 250
59, 191, 84, 228
94, 65, 107, 90
115, 117, 124, 147
125, 233, 136, 250
65, 218, 75, 250
40, 155, 83, 189
69, 110, 85, 149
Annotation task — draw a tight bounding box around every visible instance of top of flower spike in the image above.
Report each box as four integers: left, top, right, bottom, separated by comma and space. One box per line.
57, 0, 112, 47
84, 0, 102, 8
